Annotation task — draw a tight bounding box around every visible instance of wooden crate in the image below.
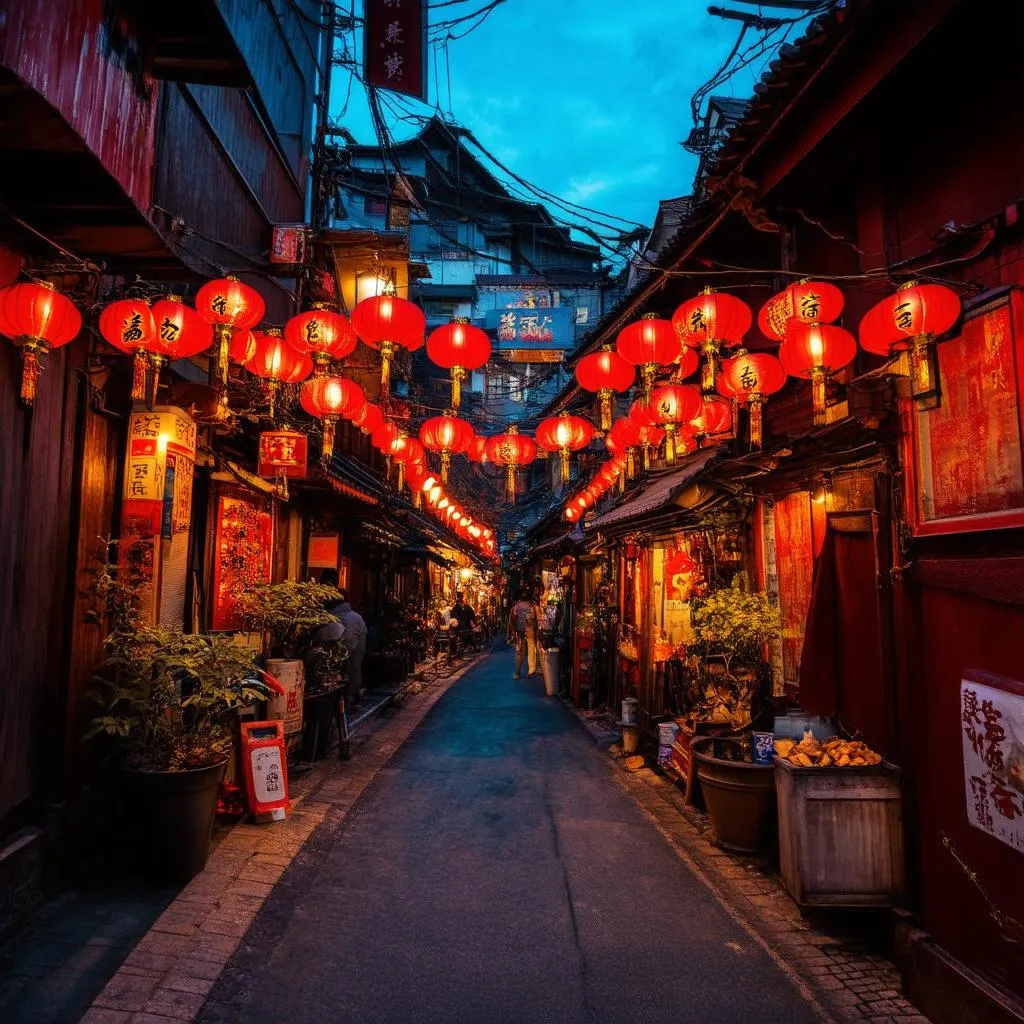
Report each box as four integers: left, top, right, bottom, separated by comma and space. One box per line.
775, 758, 905, 909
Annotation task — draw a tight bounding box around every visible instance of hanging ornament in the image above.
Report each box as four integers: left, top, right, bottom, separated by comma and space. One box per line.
285, 303, 357, 376
858, 281, 960, 399
351, 294, 425, 394
352, 401, 384, 436
389, 434, 426, 492
780, 323, 857, 425
426, 318, 491, 410
419, 410, 474, 483
485, 424, 538, 504
615, 313, 681, 396
0, 281, 82, 404
98, 298, 159, 400
606, 416, 642, 479
672, 287, 752, 393
229, 328, 257, 366
300, 376, 365, 460
650, 383, 702, 463
671, 345, 700, 383
535, 413, 595, 485
720, 351, 788, 449
249, 328, 312, 416
195, 276, 265, 387
405, 461, 428, 508
575, 344, 635, 430
627, 399, 667, 470
467, 435, 490, 464
690, 394, 734, 443
757, 279, 844, 341
148, 295, 215, 404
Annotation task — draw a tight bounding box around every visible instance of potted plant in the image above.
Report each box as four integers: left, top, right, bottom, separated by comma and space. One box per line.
688, 576, 782, 854
235, 580, 339, 730
85, 545, 266, 881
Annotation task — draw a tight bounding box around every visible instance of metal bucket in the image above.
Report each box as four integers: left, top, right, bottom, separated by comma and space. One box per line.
540, 648, 560, 697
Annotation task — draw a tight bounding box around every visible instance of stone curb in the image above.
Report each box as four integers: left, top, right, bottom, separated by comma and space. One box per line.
78, 655, 485, 1024
569, 705, 931, 1024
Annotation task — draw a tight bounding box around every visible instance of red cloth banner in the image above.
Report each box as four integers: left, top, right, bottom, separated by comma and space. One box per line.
364, 0, 428, 100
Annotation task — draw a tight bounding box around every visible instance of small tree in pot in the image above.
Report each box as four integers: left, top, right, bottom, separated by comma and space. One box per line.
235, 580, 339, 658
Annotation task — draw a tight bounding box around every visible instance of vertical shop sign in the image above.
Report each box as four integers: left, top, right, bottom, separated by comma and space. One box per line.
364, 0, 428, 101
211, 494, 274, 631
961, 672, 1024, 853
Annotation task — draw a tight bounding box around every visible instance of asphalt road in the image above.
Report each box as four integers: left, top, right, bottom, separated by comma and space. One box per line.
200, 649, 823, 1024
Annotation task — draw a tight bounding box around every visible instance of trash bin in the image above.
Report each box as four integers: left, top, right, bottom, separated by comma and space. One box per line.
540, 648, 560, 697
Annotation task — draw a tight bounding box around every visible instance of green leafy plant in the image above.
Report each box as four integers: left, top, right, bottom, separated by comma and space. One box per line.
304, 635, 350, 695
235, 580, 339, 657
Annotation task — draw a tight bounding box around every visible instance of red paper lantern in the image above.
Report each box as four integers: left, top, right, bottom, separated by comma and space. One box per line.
195, 276, 265, 386
650, 383, 702, 462
758, 280, 844, 341
535, 413, 595, 485
780, 323, 857, 425
606, 416, 643, 479
720, 351, 787, 449
389, 434, 426, 492
0, 281, 81, 404
372, 419, 400, 453
352, 401, 384, 435
672, 288, 752, 392
351, 294, 425, 391
285, 304, 357, 375
672, 345, 700, 383
575, 344, 635, 430
485, 424, 538, 504
229, 329, 257, 366
426, 319, 491, 410
249, 328, 312, 416
859, 281, 961, 398
690, 394, 734, 440
467, 435, 490, 464
615, 314, 681, 394
151, 296, 214, 360
300, 375, 365, 460
419, 411, 475, 482
99, 298, 158, 401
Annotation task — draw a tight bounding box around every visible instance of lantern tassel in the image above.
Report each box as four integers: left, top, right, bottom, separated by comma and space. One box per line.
642, 362, 657, 398
910, 333, 935, 398
148, 354, 166, 408
132, 351, 148, 402
322, 415, 338, 461
412, 489, 422, 510
701, 342, 719, 394
626, 447, 637, 480
664, 423, 677, 464
642, 443, 652, 471
440, 449, 451, 484
506, 464, 517, 505
396, 459, 405, 492
749, 395, 764, 450
19, 343, 42, 405
380, 340, 395, 394
265, 380, 280, 418
810, 367, 827, 426
215, 324, 232, 387
617, 473, 626, 496
451, 366, 466, 411
560, 447, 570, 486
599, 389, 613, 432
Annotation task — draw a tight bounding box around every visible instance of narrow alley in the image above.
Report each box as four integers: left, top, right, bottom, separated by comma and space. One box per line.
191, 651, 821, 1024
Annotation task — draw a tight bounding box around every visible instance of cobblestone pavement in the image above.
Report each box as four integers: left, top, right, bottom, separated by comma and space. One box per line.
576, 709, 931, 1024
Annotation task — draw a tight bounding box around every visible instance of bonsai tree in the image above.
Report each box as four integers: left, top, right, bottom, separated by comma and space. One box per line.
688, 574, 781, 728
85, 540, 266, 771
235, 579, 340, 658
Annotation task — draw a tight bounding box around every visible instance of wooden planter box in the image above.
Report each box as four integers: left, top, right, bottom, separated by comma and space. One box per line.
775, 757, 905, 909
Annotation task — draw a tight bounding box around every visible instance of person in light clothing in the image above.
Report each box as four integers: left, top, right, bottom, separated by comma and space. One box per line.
507, 590, 539, 679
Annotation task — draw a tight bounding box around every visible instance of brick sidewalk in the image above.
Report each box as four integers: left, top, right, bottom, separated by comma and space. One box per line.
575, 711, 930, 1024
79, 656, 485, 1024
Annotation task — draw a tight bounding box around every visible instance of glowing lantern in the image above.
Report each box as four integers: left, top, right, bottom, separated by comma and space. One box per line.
565, 506, 577, 521
419, 410, 474, 482
285, 304, 357, 376
780, 323, 857, 425
858, 281, 961, 398
405, 461, 428, 508
467, 435, 489, 464
0, 281, 81, 404
606, 416, 642, 479
151, 295, 214, 360
426, 318, 491, 410
249, 328, 312, 416
99, 298, 159, 401
300, 376, 364, 460
485, 424, 538, 504
758, 280, 844, 341
627, 399, 666, 469
352, 401, 384, 435
195, 276, 265, 386
720, 351, 787, 449
535, 413, 594, 485
672, 345, 700, 383
351, 294, 425, 392
389, 434, 426, 491
229, 329, 257, 366
690, 394, 734, 442
650, 383, 702, 462
615, 314, 681, 394
575, 344, 635, 430
672, 287, 752, 392
372, 419, 400, 455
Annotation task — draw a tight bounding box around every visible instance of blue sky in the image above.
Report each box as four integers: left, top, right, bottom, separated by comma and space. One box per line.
333, 1, 796, 236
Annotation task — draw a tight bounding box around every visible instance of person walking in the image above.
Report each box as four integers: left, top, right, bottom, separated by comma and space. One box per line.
449, 592, 477, 655
507, 589, 539, 679
315, 571, 367, 708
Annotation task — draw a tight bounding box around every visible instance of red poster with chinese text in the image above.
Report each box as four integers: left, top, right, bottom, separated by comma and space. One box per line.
364, 0, 427, 100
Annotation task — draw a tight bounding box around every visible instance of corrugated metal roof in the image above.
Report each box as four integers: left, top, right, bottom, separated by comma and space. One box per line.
588, 451, 719, 529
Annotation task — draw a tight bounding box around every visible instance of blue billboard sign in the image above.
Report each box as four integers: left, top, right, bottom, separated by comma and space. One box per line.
483, 306, 574, 350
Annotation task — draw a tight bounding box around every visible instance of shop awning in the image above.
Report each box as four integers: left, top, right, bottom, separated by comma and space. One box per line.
400, 545, 453, 567
588, 451, 719, 530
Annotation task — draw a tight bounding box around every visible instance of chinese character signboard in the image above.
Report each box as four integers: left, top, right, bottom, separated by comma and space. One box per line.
364, 0, 427, 101
961, 672, 1024, 853
307, 532, 340, 570
211, 494, 274, 632
484, 306, 573, 351
270, 225, 307, 264
258, 431, 308, 480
